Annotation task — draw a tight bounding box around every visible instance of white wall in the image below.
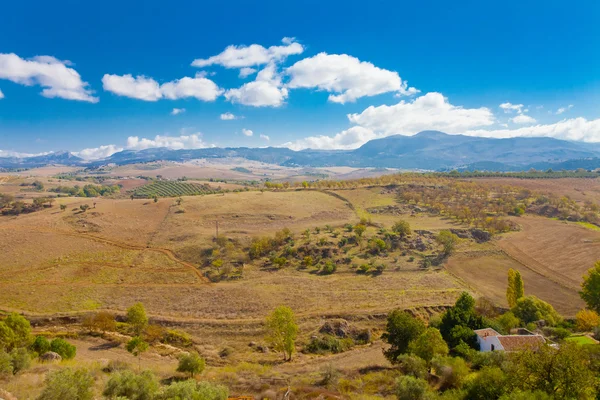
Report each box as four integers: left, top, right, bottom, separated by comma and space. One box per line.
477, 335, 504, 352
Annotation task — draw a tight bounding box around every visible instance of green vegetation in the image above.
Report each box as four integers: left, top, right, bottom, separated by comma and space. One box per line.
49, 184, 120, 197
127, 302, 149, 335
132, 181, 217, 198
38, 368, 94, 400
176, 352, 206, 378
506, 268, 524, 308
265, 305, 298, 361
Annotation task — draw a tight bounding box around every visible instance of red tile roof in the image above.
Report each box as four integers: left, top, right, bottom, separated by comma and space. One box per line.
497, 335, 546, 352
474, 328, 501, 338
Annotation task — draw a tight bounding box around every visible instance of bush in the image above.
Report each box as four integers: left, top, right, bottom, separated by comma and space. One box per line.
127, 303, 149, 335
50, 338, 76, 360
0, 313, 31, 350
512, 295, 562, 326
395, 376, 432, 400
305, 335, 353, 354
156, 380, 228, 400
10, 347, 30, 374
38, 368, 94, 400
103, 359, 131, 373
464, 366, 507, 399
103, 370, 159, 400
177, 352, 206, 378
0, 350, 13, 375
357, 264, 371, 274
432, 356, 469, 389
395, 354, 428, 379
320, 260, 337, 275
31, 335, 51, 355
163, 329, 192, 347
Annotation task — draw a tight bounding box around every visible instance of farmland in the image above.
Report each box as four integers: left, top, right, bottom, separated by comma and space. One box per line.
1, 171, 600, 398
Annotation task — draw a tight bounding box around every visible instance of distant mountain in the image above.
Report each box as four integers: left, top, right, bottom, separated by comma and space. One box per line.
2, 132, 600, 172
0, 151, 83, 169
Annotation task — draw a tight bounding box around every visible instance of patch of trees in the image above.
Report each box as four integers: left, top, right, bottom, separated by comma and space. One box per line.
49, 183, 120, 197
0, 194, 55, 216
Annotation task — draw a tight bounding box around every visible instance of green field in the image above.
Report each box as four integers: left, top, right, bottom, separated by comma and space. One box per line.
132, 181, 218, 198
566, 335, 597, 345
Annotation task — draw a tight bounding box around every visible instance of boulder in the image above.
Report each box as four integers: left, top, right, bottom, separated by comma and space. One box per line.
319, 319, 352, 338
470, 229, 492, 243
39, 351, 62, 363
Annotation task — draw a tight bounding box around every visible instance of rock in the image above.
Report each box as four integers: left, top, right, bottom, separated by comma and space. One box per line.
470, 229, 492, 243
248, 341, 257, 347
0, 389, 18, 400
450, 229, 472, 239
320, 319, 352, 338
39, 351, 62, 363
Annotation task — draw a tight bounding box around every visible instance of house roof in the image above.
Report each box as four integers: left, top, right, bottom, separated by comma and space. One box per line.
497, 335, 546, 352
474, 328, 501, 338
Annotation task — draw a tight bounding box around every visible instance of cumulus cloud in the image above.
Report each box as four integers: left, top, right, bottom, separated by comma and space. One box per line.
510, 114, 537, 124
191, 38, 304, 68
284, 126, 377, 150
286, 53, 418, 103
556, 104, 574, 115
126, 134, 208, 150
102, 73, 222, 101
499, 102, 524, 113
348, 92, 495, 135
260, 134, 270, 141
171, 108, 185, 115
73, 144, 123, 160
0, 89, 4, 99
220, 112, 238, 120
242, 128, 253, 136
0, 53, 97, 102
225, 63, 288, 107
0, 149, 52, 158
465, 117, 600, 142
239, 67, 257, 78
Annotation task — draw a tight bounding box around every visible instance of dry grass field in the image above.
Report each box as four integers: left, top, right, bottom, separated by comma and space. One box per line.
473, 177, 600, 203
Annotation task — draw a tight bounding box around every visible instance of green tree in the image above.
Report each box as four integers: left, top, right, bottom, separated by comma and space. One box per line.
60, 204, 67, 211
410, 328, 449, 363
0, 350, 13, 375
580, 261, 600, 313
382, 310, 426, 363
37, 368, 94, 400
2, 313, 31, 350
126, 336, 149, 372
127, 302, 149, 335
79, 204, 90, 212
265, 306, 298, 361
512, 296, 561, 326
103, 370, 159, 400
353, 224, 366, 238
440, 292, 484, 349
431, 356, 469, 390
392, 220, 411, 237
436, 230, 460, 255
395, 376, 432, 400
464, 366, 508, 400
156, 380, 228, 400
176, 352, 205, 378
507, 269, 525, 308
496, 311, 520, 334
50, 338, 76, 360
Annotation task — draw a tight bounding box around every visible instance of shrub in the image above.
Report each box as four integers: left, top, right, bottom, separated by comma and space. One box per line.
432, 356, 469, 390
357, 264, 371, 274
464, 366, 507, 400
305, 335, 353, 354
38, 368, 94, 400
395, 376, 432, 400
10, 347, 30, 374
0, 313, 31, 350
156, 380, 228, 400
127, 303, 149, 335
320, 260, 337, 275
576, 309, 600, 331
0, 350, 13, 375
31, 335, 51, 355
395, 354, 428, 379
50, 338, 76, 359
163, 329, 192, 347
177, 352, 206, 378
103, 370, 159, 400
512, 295, 562, 326
392, 220, 411, 237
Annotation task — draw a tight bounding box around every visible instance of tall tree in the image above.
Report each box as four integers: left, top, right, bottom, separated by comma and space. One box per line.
507, 269, 525, 308
580, 261, 600, 313
382, 310, 426, 363
439, 292, 484, 349
265, 306, 298, 361
126, 336, 149, 372
127, 303, 148, 335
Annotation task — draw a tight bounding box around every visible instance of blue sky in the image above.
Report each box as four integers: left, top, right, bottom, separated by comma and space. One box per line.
1, 0, 599, 159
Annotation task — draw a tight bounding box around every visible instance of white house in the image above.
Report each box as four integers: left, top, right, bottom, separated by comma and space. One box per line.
474, 328, 546, 352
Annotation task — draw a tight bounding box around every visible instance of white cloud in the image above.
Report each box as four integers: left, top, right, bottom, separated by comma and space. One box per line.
286, 53, 418, 103
0, 89, 4, 99
225, 63, 288, 107
348, 92, 495, 135
0, 53, 97, 102
0, 149, 52, 158
242, 128, 253, 137
499, 102, 524, 113
191, 38, 304, 68
510, 114, 537, 124
126, 133, 208, 150
464, 117, 600, 142
556, 104, 574, 115
220, 112, 238, 120
102, 73, 222, 101
171, 108, 185, 115
260, 134, 270, 141
73, 144, 123, 160
239, 67, 257, 78
102, 74, 161, 100
284, 126, 377, 150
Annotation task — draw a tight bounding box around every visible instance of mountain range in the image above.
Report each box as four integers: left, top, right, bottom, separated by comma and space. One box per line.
2, 131, 600, 172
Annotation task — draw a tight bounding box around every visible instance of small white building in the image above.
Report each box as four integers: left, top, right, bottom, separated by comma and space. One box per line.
474, 328, 546, 352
